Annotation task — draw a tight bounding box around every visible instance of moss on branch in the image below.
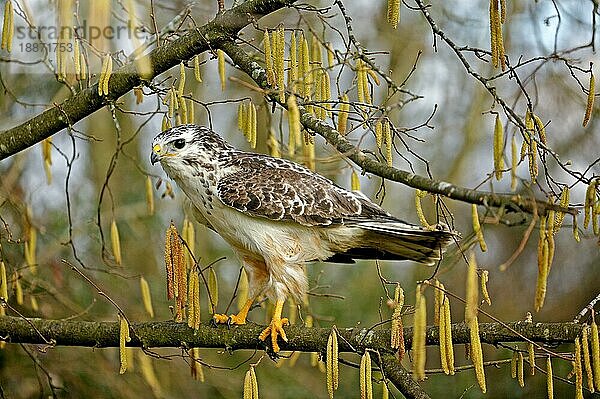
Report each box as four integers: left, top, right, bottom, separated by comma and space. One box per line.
0, 316, 581, 350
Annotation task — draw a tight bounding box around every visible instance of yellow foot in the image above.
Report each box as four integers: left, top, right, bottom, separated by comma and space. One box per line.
259, 316, 289, 352
212, 313, 247, 325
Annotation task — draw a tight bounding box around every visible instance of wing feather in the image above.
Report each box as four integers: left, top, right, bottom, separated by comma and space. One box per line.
216, 154, 389, 226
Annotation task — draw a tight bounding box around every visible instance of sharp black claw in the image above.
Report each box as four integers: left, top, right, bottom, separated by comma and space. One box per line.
210, 318, 217, 328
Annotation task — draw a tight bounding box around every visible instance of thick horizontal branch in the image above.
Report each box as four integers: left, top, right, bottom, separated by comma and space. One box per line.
0, 0, 296, 161
0, 316, 581, 350
0, 316, 580, 399
222, 41, 577, 217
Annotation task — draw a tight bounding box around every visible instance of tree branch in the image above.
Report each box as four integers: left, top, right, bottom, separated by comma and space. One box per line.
221, 41, 577, 217
0, 315, 580, 397
0, 0, 297, 161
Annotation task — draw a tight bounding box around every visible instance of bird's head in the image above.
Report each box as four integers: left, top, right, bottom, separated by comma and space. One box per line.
151, 124, 232, 169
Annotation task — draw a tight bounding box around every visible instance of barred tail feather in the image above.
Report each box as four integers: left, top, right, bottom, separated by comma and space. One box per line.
336, 220, 456, 265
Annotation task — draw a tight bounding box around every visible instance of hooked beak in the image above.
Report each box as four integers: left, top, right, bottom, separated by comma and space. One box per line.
151, 144, 162, 164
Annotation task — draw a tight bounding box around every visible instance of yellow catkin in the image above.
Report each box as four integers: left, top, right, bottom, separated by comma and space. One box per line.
145, 176, 154, 215
582, 325, 595, 392
493, 114, 505, 180
237, 268, 249, 311
511, 135, 518, 191
287, 95, 301, 156
238, 102, 247, 135
189, 348, 205, 382
267, 129, 281, 158
528, 132, 538, 183
528, 343, 536, 375
167, 224, 187, 323
98, 54, 109, 95
356, 59, 365, 104
383, 120, 392, 167
288, 31, 297, 92
1, 0, 14, 52
465, 252, 479, 323
490, 0, 502, 68
162, 114, 171, 131
243, 366, 259, 399
374, 120, 383, 149
30, 295, 38, 312
337, 95, 350, 135
73, 39, 81, 77
533, 114, 547, 145
103, 55, 113, 96
351, 170, 360, 191
187, 269, 200, 329
573, 216, 581, 242
415, 189, 430, 228
110, 219, 122, 265
303, 132, 316, 171
517, 351, 525, 387
140, 276, 154, 318
217, 49, 226, 91
208, 268, 218, 314
412, 285, 426, 381
119, 315, 131, 374
575, 337, 584, 399
250, 102, 257, 149
178, 62, 186, 98
138, 353, 162, 397
194, 55, 202, 83
0, 262, 7, 300
554, 186, 569, 234
591, 320, 600, 389
275, 25, 285, 102
480, 270, 491, 306
298, 32, 310, 99
326, 329, 339, 398
584, 180, 597, 229
321, 71, 331, 117
470, 317, 487, 393
443, 295, 455, 374
360, 351, 373, 399
535, 216, 549, 312
13, 273, 22, 305
42, 138, 53, 185
79, 51, 87, 81
387, 0, 400, 29
583, 71, 595, 127
178, 95, 188, 125
326, 43, 334, 69
391, 284, 405, 357
472, 205, 488, 252
250, 366, 259, 399
511, 350, 518, 379
547, 356, 554, 399
167, 88, 175, 118
437, 282, 447, 373
243, 370, 252, 399
164, 223, 179, 299
264, 29, 274, 86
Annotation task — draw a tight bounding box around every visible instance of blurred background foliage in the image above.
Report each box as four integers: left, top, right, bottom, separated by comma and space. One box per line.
0, 0, 598, 398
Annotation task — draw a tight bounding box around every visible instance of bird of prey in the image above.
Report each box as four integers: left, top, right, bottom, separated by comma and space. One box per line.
151, 124, 455, 352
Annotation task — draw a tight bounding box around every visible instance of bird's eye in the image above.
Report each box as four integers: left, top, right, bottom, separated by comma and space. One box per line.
172, 139, 186, 149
